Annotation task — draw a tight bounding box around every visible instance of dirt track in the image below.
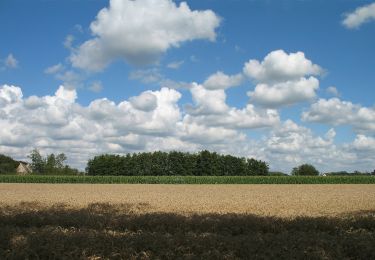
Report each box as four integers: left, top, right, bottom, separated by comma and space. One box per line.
1, 184, 375, 217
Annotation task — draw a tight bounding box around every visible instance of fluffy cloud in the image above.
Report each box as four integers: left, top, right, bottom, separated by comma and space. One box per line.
243, 50, 322, 84
178, 119, 246, 145
0, 85, 23, 107
186, 83, 280, 129
186, 83, 229, 115
88, 87, 183, 135
345, 135, 375, 168
202, 71, 243, 90
188, 106, 279, 130
0, 84, 184, 167
70, 0, 220, 71
302, 98, 375, 133
248, 77, 319, 108
342, 2, 375, 29
0, 83, 277, 169
352, 135, 375, 151
129, 91, 157, 112
260, 120, 374, 172
243, 50, 322, 108
266, 120, 335, 154
1, 83, 374, 172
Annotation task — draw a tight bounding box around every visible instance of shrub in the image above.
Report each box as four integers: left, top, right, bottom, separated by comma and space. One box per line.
291, 164, 319, 176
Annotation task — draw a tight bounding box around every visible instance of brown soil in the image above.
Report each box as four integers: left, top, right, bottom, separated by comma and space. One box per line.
1, 184, 374, 217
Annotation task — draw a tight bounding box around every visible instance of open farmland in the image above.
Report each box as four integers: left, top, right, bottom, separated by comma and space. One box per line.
1, 184, 375, 259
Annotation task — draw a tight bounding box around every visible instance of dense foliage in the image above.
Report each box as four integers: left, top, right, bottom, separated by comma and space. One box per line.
1, 175, 374, 184
28, 149, 80, 175
86, 151, 269, 176
0, 154, 19, 174
291, 164, 319, 176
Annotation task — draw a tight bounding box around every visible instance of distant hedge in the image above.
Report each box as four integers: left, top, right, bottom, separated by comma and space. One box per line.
86, 150, 269, 176
0, 154, 18, 174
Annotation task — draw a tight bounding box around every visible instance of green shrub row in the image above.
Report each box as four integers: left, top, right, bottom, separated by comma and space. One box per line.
0, 175, 374, 184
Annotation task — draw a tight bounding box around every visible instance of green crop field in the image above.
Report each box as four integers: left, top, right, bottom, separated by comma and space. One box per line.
0, 175, 374, 184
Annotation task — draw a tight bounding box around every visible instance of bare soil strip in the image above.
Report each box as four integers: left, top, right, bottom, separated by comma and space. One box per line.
1, 184, 374, 217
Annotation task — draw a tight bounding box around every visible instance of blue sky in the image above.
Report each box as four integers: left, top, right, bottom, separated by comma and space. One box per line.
0, 0, 374, 172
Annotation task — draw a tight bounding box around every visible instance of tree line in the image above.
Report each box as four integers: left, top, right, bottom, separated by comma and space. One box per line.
28, 149, 80, 175
1, 150, 374, 176
86, 150, 269, 176
0, 150, 81, 175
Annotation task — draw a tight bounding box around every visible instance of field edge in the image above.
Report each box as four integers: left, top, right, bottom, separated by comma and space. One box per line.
0, 175, 375, 184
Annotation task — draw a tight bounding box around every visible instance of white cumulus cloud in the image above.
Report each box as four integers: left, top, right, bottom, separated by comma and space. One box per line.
186, 83, 280, 129
343, 2, 375, 29
248, 77, 319, 108
243, 50, 322, 84
203, 71, 243, 90
1, 80, 374, 173
70, 0, 220, 71
243, 50, 322, 108
129, 91, 158, 112
302, 98, 375, 134
0, 85, 23, 107
261, 120, 371, 172
186, 83, 229, 115
352, 134, 375, 151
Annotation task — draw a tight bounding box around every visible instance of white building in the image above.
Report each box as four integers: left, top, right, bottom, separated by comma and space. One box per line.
16, 162, 32, 175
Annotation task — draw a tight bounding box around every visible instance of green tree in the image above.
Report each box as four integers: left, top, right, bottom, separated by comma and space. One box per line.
291, 164, 319, 176
46, 154, 56, 173
28, 150, 76, 175
246, 158, 269, 176
167, 151, 185, 175
55, 153, 67, 169
194, 150, 213, 176
28, 149, 46, 174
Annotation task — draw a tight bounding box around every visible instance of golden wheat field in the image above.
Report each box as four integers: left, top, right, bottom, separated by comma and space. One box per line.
1, 184, 375, 259
1, 184, 375, 217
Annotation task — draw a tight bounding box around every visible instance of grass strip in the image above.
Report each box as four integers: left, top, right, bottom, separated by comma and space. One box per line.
0, 175, 374, 184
